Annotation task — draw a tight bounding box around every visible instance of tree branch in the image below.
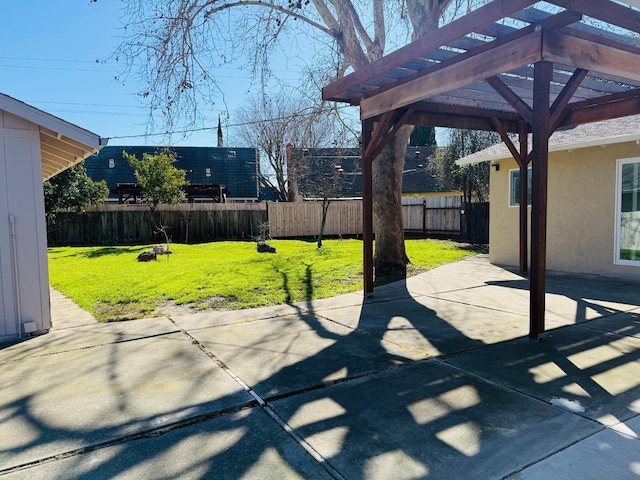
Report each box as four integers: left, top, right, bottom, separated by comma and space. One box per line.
204, 0, 333, 36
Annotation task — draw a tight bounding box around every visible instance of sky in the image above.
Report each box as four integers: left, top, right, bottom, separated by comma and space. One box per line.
4, 1, 640, 150
0, 1, 309, 148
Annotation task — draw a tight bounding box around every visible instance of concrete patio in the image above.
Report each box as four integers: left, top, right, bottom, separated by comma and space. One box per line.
0, 255, 639, 479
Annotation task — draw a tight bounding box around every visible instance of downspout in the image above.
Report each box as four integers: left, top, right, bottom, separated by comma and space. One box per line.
9, 215, 22, 338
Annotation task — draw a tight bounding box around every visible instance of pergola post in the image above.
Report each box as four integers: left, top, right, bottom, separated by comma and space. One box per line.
530, 61, 553, 340
519, 122, 529, 274
362, 119, 375, 296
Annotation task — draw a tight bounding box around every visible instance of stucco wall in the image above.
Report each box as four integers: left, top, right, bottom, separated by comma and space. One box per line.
489, 141, 640, 278
0, 109, 51, 341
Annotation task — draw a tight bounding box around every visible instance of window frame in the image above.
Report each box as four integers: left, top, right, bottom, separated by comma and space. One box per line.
508, 167, 532, 208
614, 157, 640, 266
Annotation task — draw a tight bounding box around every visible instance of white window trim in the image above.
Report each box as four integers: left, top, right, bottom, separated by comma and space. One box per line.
614, 157, 640, 266
508, 167, 532, 208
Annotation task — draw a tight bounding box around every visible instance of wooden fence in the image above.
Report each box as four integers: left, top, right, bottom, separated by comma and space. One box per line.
47, 196, 463, 245
402, 196, 461, 235
267, 200, 363, 238
47, 203, 267, 245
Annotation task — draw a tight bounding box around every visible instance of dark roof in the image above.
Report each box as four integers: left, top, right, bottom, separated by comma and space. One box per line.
85, 146, 259, 199
290, 146, 446, 197
292, 148, 362, 197
458, 115, 640, 165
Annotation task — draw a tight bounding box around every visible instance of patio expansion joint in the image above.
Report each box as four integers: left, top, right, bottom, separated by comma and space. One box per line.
407, 283, 491, 298
167, 316, 358, 480
500, 428, 606, 479
176, 311, 303, 333
573, 316, 640, 339
167, 317, 263, 403
433, 355, 610, 479
0, 330, 182, 365
263, 404, 347, 480
0, 402, 259, 477
307, 310, 437, 359
435, 354, 608, 425
425, 291, 530, 317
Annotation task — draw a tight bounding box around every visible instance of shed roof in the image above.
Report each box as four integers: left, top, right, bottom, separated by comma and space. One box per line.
0, 92, 105, 180
457, 114, 640, 165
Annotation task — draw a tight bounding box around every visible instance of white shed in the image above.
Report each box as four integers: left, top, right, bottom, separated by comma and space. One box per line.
0, 93, 104, 342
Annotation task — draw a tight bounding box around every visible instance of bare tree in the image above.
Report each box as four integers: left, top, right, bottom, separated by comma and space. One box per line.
115, 0, 463, 281
433, 129, 500, 205
234, 89, 353, 202
295, 148, 358, 247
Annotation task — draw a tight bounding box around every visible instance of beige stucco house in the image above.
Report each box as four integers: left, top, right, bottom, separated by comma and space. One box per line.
458, 115, 640, 280
0, 93, 104, 342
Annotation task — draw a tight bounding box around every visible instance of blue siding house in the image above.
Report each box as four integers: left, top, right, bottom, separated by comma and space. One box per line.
85, 146, 260, 202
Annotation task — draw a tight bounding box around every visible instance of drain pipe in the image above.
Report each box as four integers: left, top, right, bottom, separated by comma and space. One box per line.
9, 215, 22, 339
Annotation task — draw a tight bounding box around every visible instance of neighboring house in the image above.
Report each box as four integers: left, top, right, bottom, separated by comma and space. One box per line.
0, 93, 104, 342
458, 115, 640, 279
287, 145, 454, 200
85, 146, 260, 202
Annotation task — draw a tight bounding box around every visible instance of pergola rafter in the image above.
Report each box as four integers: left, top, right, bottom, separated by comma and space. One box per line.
322, 0, 640, 340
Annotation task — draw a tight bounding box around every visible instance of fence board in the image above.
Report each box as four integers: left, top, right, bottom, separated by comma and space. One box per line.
48, 203, 267, 245
268, 201, 363, 238
48, 196, 464, 244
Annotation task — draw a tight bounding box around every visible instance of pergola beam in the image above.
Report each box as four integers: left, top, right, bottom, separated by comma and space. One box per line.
561, 89, 640, 127
487, 77, 534, 125
322, 0, 538, 103
543, 31, 640, 83
360, 30, 543, 119
549, 0, 640, 34
490, 118, 522, 163
407, 104, 522, 133
550, 68, 589, 131
364, 110, 415, 161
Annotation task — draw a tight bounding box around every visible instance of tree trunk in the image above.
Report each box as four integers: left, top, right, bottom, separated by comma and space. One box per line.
318, 198, 330, 248
372, 125, 412, 282
369, 1, 448, 284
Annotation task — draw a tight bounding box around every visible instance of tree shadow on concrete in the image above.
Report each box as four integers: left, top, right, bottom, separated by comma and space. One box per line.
2, 271, 640, 478
485, 272, 640, 326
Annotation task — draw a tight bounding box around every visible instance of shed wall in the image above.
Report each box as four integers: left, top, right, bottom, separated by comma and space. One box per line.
489, 141, 640, 278
0, 111, 51, 341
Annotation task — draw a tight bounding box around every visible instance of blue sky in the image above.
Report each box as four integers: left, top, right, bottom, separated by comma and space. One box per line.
0, 1, 307, 147
10, 1, 638, 150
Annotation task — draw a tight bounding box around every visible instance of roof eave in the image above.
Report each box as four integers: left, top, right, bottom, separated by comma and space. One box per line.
456, 132, 640, 166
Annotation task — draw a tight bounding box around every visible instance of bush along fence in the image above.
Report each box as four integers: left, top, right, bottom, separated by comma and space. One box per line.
46, 196, 481, 245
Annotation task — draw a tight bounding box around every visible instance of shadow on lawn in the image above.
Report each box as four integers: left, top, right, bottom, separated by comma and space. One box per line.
82, 246, 148, 258
279, 263, 315, 304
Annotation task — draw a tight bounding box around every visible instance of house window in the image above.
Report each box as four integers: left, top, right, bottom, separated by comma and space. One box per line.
509, 168, 532, 207
615, 158, 640, 265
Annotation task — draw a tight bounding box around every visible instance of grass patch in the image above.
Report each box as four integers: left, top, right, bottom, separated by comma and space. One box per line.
48, 239, 479, 321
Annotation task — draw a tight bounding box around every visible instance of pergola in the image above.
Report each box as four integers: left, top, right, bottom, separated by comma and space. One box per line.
322, 0, 640, 340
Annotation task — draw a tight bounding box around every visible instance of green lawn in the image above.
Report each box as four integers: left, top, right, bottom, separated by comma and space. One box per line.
48, 239, 479, 321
